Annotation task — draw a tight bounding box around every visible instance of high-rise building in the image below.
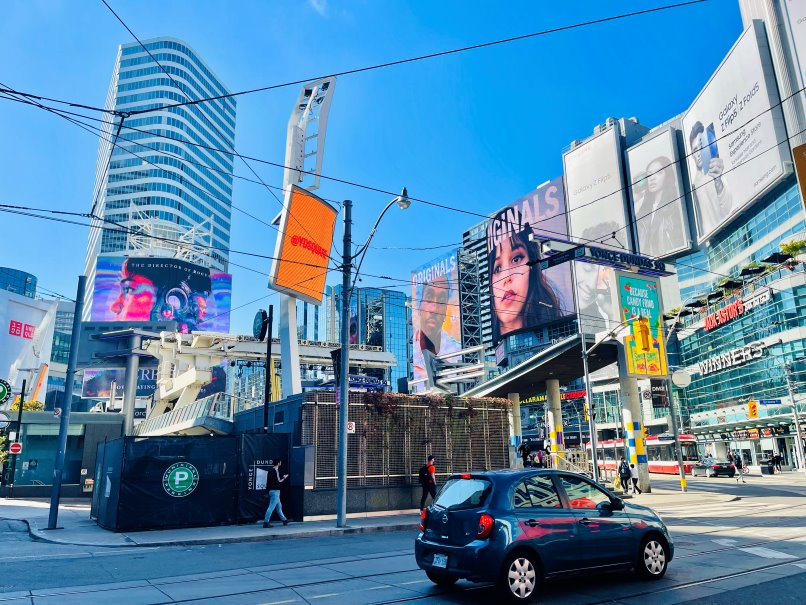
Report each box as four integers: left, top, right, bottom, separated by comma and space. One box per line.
83, 37, 236, 317
0, 267, 37, 299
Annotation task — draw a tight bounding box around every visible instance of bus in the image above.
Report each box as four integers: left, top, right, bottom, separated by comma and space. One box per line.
587, 434, 700, 474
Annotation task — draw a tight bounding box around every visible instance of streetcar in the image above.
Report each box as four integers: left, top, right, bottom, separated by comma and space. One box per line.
587, 434, 700, 474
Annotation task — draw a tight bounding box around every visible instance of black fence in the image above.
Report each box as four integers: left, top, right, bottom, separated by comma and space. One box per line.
92, 434, 291, 532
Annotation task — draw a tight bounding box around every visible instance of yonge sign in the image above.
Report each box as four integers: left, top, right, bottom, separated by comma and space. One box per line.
698, 343, 766, 376
704, 289, 772, 332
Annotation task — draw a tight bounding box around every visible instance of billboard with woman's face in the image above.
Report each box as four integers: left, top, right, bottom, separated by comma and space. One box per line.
486, 178, 573, 343
91, 256, 232, 333
627, 128, 691, 258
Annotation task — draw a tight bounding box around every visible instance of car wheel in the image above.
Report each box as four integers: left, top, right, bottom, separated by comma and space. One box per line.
425, 570, 458, 586
636, 535, 669, 579
498, 551, 540, 603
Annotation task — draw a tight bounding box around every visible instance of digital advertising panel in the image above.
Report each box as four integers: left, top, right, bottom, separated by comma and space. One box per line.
627, 128, 691, 258
91, 257, 232, 333
682, 21, 790, 243
411, 250, 461, 393
613, 271, 668, 379
485, 177, 573, 344
563, 127, 631, 252
268, 185, 338, 305
0, 290, 56, 392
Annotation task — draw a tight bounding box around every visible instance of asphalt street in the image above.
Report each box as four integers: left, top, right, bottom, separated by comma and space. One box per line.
0, 474, 804, 605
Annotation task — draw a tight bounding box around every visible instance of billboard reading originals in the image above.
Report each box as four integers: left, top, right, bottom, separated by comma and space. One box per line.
682, 21, 789, 243
91, 257, 232, 333
486, 177, 573, 343
268, 185, 338, 305
411, 250, 462, 393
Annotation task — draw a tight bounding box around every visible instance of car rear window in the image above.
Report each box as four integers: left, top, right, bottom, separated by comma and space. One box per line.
434, 478, 492, 510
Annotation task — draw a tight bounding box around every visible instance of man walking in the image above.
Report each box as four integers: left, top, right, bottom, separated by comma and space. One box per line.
419, 455, 437, 510
263, 459, 290, 528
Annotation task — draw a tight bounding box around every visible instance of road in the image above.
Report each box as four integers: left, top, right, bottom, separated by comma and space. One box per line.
0, 474, 804, 604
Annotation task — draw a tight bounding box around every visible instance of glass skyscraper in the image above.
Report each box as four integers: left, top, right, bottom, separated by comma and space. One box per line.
83, 37, 236, 316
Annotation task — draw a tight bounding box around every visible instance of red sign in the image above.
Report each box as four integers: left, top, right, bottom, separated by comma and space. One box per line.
10, 442, 22, 455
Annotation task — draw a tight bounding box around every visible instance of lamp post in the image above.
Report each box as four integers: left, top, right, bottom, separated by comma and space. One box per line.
336, 188, 409, 528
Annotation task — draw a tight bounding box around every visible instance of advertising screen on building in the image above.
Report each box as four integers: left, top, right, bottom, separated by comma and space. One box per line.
268, 185, 338, 305
485, 177, 574, 343
90, 257, 232, 333
564, 127, 631, 252
627, 128, 691, 258
682, 21, 790, 243
0, 291, 56, 392
411, 250, 462, 393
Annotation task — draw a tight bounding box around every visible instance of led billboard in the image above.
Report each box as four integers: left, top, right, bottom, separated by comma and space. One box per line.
485, 177, 573, 343
564, 127, 631, 252
268, 185, 338, 305
627, 128, 691, 258
411, 250, 462, 392
682, 21, 789, 243
90, 257, 232, 333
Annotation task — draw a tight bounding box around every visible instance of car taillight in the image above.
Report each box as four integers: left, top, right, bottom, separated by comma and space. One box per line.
419, 508, 427, 531
477, 513, 494, 539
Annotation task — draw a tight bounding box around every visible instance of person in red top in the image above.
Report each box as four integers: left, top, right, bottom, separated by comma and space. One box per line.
419, 455, 437, 510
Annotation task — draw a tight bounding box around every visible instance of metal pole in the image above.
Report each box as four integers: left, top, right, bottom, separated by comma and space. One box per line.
785, 363, 805, 471
49, 274, 86, 529
263, 305, 274, 433
666, 375, 688, 491
336, 200, 352, 528
7, 379, 26, 498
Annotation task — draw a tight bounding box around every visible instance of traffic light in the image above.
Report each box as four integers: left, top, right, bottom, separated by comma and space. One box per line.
635, 317, 651, 352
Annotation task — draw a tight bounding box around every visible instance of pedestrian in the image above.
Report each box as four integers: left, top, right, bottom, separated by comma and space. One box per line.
734, 452, 746, 483
419, 455, 437, 511
617, 457, 631, 492
630, 463, 642, 494
262, 459, 289, 528
517, 441, 531, 468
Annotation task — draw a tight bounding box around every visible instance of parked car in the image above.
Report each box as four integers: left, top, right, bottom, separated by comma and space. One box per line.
415, 469, 674, 603
690, 458, 736, 478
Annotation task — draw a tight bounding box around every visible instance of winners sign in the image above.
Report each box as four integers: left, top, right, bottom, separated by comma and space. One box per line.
615, 272, 668, 378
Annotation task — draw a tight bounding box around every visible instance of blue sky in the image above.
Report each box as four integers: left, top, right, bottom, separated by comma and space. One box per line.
0, 0, 743, 332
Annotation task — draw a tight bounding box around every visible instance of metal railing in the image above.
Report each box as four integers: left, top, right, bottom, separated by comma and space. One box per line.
133, 392, 233, 436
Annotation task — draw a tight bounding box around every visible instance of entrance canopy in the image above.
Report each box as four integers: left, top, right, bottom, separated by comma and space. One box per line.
463, 334, 618, 399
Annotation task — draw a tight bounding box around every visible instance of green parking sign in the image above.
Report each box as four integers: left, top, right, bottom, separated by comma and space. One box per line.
162, 462, 199, 497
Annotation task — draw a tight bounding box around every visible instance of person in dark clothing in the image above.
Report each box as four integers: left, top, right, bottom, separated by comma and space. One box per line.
263, 459, 289, 528
419, 455, 437, 510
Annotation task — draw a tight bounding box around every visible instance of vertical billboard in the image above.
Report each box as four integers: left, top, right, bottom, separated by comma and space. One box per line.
411, 250, 461, 393
682, 21, 789, 243
485, 177, 573, 344
91, 257, 232, 333
564, 127, 631, 252
268, 185, 338, 305
627, 128, 691, 258
613, 271, 668, 378
0, 291, 56, 392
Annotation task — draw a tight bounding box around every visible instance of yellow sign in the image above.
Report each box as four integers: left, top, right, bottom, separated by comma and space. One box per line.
748, 400, 759, 419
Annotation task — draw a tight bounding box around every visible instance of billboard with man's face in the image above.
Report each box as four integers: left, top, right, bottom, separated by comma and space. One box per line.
90, 257, 232, 333
485, 177, 573, 344
682, 21, 789, 243
411, 250, 461, 393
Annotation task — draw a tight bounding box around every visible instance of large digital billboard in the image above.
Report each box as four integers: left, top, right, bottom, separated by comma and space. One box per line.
90, 257, 232, 333
268, 185, 338, 305
564, 127, 631, 252
411, 250, 462, 393
485, 177, 574, 343
627, 128, 691, 258
682, 21, 790, 243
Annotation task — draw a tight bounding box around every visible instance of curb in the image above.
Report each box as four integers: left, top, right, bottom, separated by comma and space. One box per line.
25, 520, 422, 548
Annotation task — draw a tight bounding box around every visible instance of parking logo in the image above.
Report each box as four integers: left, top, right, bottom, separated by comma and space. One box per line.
162, 462, 199, 497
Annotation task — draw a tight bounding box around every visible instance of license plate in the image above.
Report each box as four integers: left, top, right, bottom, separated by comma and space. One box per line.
432, 554, 448, 568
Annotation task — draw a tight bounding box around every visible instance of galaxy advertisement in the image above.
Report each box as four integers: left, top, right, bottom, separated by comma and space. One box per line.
90, 256, 232, 333
485, 177, 574, 344
410, 250, 462, 393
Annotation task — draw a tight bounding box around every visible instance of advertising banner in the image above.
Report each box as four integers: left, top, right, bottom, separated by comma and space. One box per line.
627, 128, 691, 257
682, 22, 789, 243
564, 127, 631, 252
0, 290, 56, 392
411, 250, 462, 392
485, 177, 573, 344
81, 367, 158, 398
614, 271, 668, 378
268, 185, 338, 305
90, 256, 232, 333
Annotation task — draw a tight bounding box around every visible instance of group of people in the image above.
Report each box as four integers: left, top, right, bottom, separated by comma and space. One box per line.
516, 442, 551, 468
617, 457, 642, 495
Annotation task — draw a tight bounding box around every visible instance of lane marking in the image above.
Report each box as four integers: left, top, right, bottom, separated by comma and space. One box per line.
740, 547, 797, 559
